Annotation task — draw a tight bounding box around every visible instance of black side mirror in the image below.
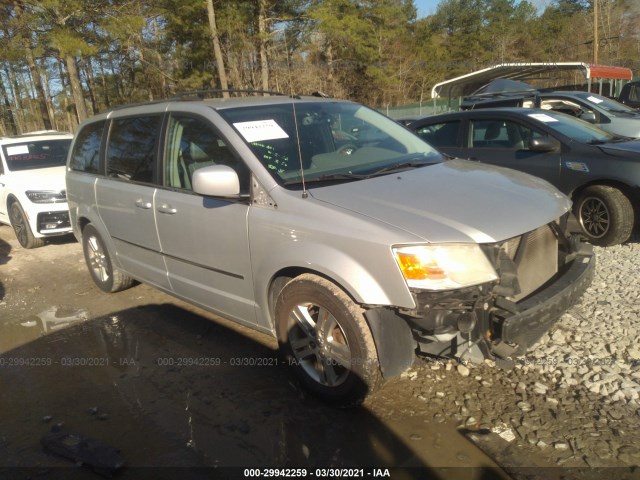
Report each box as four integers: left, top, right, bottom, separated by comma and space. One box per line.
580, 112, 597, 124
529, 136, 560, 152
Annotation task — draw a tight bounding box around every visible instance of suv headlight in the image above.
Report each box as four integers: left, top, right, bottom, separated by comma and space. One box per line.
393, 244, 498, 291
25, 190, 66, 204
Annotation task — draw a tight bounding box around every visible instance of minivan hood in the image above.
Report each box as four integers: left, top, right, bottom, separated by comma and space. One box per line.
309, 159, 570, 244
7, 166, 67, 191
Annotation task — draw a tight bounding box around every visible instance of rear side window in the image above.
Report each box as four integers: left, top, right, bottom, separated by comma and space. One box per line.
69, 121, 105, 173
106, 116, 162, 183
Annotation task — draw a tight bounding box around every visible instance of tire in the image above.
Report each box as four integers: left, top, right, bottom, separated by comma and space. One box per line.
9, 201, 45, 249
82, 224, 134, 293
574, 185, 634, 247
275, 273, 381, 405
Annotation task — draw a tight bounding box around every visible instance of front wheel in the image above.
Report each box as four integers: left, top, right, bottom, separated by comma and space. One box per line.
574, 185, 634, 246
82, 224, 134, 293
275, 274, 381, 405
9, 201, 44, 249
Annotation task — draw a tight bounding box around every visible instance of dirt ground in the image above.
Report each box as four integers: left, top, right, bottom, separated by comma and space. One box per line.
0, 225, 516, 480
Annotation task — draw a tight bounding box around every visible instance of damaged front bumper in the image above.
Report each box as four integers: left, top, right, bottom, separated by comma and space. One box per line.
492, 250, 595, 359
406, 222, 595, 367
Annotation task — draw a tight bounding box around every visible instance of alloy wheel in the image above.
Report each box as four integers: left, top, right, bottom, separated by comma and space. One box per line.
579, 196, 610, 239
288, 303, 352, 387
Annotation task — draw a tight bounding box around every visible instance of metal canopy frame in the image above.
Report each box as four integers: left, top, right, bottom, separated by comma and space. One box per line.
431, 62, 634, 101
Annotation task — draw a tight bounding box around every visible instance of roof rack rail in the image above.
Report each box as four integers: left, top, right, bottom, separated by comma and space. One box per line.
104, 88, 289, 113
171, 88, 286, 99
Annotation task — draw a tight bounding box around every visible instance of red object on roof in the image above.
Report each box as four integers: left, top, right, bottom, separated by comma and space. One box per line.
432, 63, 635, 99
588, 64, 633, 80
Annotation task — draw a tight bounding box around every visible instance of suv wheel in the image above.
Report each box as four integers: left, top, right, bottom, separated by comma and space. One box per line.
82, 224, 134, 293
9, 201, 44, 249
575, 185, 634, 246
275, 274, 381, 405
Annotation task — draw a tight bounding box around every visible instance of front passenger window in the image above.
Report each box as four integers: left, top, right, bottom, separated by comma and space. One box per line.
164, 115, 246, 192
415, 121, 460, 148
471, 119, 541, 151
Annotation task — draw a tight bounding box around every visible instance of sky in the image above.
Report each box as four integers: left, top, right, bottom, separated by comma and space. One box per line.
413, 0, 440, 17
413, 0, 552, 18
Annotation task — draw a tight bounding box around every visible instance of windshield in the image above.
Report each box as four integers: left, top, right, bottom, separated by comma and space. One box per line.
571, 92, 637, 113
220, 101, 443, 186
2, 139, 71, 172
528, 111, 617, 144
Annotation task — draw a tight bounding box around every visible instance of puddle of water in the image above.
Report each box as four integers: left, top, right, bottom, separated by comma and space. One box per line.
0, 305, 90, 354
0, 304, 508, 479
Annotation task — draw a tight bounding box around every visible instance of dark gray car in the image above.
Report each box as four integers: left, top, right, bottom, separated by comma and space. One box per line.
406, 108, 640, 246
66, 95, 594, 404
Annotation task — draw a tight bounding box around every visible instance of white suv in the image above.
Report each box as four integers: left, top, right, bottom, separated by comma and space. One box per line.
0, 130, 73, 248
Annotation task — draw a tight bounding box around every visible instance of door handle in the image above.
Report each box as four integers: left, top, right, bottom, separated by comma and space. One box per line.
157, 204, 177, 214
135, 199, 152, 209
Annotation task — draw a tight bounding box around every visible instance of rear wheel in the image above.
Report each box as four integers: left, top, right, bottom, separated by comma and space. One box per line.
9, 201, 44, 249
82, 224, 134, 293
275, 274, 381, 405
574, 185, 634, 246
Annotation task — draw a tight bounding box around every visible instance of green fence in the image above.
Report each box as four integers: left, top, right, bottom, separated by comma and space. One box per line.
379, 98, 461, 120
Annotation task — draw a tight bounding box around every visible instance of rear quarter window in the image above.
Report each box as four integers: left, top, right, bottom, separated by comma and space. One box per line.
106, 115, 162, 183
69, 121, 105, 173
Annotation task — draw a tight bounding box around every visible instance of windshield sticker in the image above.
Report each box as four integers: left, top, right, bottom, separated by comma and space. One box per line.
6, 145, 29, 156
587, 96, 604, 104
233, 120, 289, 143
528, 113, 558, 123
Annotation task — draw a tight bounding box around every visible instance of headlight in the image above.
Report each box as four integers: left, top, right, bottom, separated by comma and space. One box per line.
25, 190, 66, 204
393, 244, 498, 291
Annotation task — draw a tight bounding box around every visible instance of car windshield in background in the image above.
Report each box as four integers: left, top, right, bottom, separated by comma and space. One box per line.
3, 139, 71, 171
530, 111, 618, 144
220, 101, 443, 186
570, 92, 638, 114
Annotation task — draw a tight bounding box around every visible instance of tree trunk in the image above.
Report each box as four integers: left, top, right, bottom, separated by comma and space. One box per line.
15, 1, 52, 130
326, 40, 335, 97
98, 59, 111, 109
152, 17, 168, 98
24, 49, 52, 130
65, 54, 88, 122
57, 60, 75, 132
6, 66, 25, 133
258, 0, 269, 93
39, 57, 57, 131
206, 0, 229, 97
82, 57, 99, 114
21, 69, 39, 131
0, 73, 18, 135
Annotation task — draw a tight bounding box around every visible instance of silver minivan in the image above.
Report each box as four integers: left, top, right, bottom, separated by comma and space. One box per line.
66, 94, 595, 404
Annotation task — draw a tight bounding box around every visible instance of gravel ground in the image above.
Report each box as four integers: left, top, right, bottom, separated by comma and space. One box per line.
370, 237, 640, 477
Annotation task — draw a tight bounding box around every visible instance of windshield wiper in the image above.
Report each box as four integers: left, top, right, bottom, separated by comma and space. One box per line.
282, 173, 365, 186
364, 160, 436, 178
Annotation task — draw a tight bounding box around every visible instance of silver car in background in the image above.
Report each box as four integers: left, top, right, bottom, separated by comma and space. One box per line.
66, 94, 595, 404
